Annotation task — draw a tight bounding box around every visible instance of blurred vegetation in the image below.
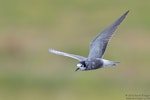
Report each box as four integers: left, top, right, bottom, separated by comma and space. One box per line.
0, 0, 150, 100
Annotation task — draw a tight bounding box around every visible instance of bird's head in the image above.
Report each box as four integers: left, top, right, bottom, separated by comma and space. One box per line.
75, 61, 86, 71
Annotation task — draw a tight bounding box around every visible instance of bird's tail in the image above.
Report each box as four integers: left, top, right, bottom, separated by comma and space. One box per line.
111, 62, 120, 66
102, 59, 120, 67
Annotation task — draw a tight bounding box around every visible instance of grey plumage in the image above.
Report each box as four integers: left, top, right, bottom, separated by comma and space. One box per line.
88, 10, 129, 59
49, 11, 129, 71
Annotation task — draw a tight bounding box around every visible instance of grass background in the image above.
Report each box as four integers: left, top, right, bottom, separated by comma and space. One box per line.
0, 0, 150, 100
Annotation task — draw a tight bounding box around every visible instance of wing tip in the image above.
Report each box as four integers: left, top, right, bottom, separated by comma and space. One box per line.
48, 48, 53, 53
124, 10, 130, 16
121, 10, 129, 19
113, 10, 129, 27
126, 10, 130, 13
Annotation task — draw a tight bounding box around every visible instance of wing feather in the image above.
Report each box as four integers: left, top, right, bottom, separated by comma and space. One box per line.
88, 10, 129, 59
49, 48, 86, 61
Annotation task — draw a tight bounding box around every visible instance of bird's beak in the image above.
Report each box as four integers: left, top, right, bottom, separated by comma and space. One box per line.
75, 68, 79, 72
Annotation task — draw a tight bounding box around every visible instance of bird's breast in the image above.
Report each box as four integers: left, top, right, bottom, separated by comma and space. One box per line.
86, 59, 103, 70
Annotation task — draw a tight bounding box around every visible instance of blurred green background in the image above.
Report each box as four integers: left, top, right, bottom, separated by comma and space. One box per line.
0, 0, 150, 100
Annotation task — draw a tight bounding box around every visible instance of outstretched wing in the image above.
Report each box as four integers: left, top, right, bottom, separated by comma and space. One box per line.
49, 48, 87, 61
88, 10, 129, 60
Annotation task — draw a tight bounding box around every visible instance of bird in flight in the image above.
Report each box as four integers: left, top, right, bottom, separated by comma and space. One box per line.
49, 10, 129, 71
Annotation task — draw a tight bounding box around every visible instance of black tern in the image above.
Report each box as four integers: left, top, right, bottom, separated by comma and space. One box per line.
49, 10, 129, 71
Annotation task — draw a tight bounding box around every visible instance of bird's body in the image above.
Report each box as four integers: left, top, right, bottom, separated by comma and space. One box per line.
49, 11, 129, 71
76, 58, 120, 71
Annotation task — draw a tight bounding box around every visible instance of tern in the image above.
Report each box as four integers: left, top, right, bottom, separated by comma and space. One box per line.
49, 10, 129, 71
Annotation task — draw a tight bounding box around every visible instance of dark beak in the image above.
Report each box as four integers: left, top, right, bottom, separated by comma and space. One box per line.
75, 68, 79, 72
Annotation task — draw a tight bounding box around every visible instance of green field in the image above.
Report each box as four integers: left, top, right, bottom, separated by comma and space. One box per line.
0, 0, 150, 100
